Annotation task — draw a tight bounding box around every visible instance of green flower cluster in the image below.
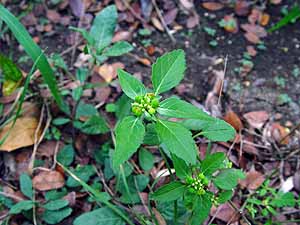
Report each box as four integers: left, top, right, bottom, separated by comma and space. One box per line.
186, 173, 209, 196
131, 93, 159, 117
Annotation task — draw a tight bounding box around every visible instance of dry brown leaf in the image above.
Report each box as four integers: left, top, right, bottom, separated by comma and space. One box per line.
260, 13, 270, 26
224, 110, 243, 131
46, 10, 61, 23
210, 202, 240, 223
151, 17, 164, 31
0, 116, 41, 152
244, 32, 260, 44
243, 111, 269, 129
152, 208, 167, 225
235, 0, 250, 16
270, 0, 282, 4
202, 2, 224, 11
246, 45, 257, 57
33, 171, 65, 191
180, 0, 194, 10
222, 15, 238, 33
270, 123, 289, 145
112, 31, 132, 43
241, 24, 267, 38
186, 13, 199, 28
239, 170, 265, 190
97, 62, 125, 83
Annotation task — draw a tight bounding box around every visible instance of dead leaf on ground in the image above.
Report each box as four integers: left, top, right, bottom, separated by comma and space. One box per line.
46, 10, 61, 23
202, 2, 224, 11
243, 111, 269, 129
21, 13, 37, 26
224, 110, 243, 131
241, 24, 267, 38
152, 208, 167, 225
260, 13, 270, 26
270, 123, 290, 145
180, 0, 194, 10
151, 17, 164, 31
0, 103, 41, 152
210, 202, 240, 223
246, 45, 257, 57
270, 0, 282, 4
235, 0, 250, 16
33, 170, 65, 191
96, 62, 125, 83
248, 8, 262, 24
186, 13, 199, 28
163, 8, 178, 25
239, 170, 265, 190
244, 32, 260, 44
112, 31, 132, 43
293, 171, 300, 192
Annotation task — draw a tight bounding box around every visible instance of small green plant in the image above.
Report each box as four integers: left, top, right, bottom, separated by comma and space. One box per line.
113, 49, 243, 224
72, 5, 133, 64
245, 180, 299, 224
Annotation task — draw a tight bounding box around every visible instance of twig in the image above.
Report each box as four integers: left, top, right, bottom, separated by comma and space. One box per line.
28, 103, 52, 174
218, 55, 228, 106
151, 0, 176, 43
0, 191, 24, 202
50, 141, 60, 170
228, 200, 252, 225
279, 122, 300, 144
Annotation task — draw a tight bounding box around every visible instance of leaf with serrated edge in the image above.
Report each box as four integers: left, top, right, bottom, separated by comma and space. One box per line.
152, 49, 186, 95
155, 120, 197, 165
113, 116, 145, 168
117, 69, 146, 100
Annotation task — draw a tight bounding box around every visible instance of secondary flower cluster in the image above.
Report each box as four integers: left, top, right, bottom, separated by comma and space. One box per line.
131, 93, 159, 117
186, 173, 209, 196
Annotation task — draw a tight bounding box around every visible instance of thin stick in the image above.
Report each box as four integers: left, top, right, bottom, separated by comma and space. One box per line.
151, 0, 176, 43
0, 191, 24, 201
218, 55, 228, 106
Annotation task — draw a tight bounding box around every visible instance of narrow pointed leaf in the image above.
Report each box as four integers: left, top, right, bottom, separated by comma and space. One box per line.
152, 49, 186, 95
104, 41, 133, 57
0, 4, 68, 113
113, 116, 145, 168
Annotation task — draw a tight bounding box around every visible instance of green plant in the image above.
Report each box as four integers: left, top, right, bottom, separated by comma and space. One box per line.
244, 180, 299, 224
72, 5, 133, 64
113, 49, 243, 224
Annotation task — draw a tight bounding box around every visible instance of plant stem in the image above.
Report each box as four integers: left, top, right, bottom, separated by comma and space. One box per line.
158, 147, 178, 224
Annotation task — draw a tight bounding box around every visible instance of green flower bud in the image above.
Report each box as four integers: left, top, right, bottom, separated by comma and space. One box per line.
197, 189, 206, 195
186, 176, 193, 184
148, 107, 156, 115
135, 95, 143, 103
132, 106, 143, 116
203, 178, 209, 186
151, 98, 160, 108
198, 173, 205, 180
188, 188, 196, 193
147, 93, 155, 99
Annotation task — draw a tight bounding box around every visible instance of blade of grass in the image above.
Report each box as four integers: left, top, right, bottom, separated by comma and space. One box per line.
57, 162, 135, 225
0, 4, 69, 114
269, 5, 300, 32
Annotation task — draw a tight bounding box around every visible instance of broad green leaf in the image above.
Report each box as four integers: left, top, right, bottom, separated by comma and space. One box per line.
171, 154, 190, 179
151, 181, 186, 202
66, 165, 96, 187
104, 41, 133, 57
155, 120, 197, 165
0, 4, 68, 113
152, 49, 186, 95
10, 200, 34, 214
189, 194, 212, 225
52, 117, 70, 126
89, 5, 117, 50
43, 199, 69, 210
158, 97, 214, 121
70, 26, 94, 44
57, 144, 74, 166
213, 169, 245, 190
199, 119, 236, 142
138, 148, 154, 171
201, 152, 226, 176
74, 207, 125, 225
75, 101, 98, 119
79, 115, 109, 134
115, 94, 132, 120
181, 119, 211, 131
113, 116, 145, 168
143, 123, 160, 145
271, 191, 296, 207
20, 173, 33, 199
218, 190, 233, 203
117, 69, 146, 100
42, 207, 72, 224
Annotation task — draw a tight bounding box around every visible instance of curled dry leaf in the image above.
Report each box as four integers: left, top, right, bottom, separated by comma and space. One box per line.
224, 110, 243, 131
33, 171, 65, 191
151, 17, 164, 31
239, 170, 265, 190
243, 111, 269, 129
202, 2, 224, 11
